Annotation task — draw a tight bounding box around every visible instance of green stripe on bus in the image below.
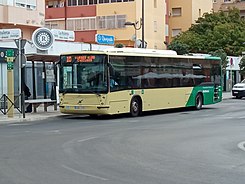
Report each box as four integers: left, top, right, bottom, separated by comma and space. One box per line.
186, 86, 221, 107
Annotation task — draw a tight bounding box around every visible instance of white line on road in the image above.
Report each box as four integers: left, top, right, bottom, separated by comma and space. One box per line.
237, 141, 245, 152
61, 164, 109, 181
7, 123, 31, 126
77, 137, 97, 142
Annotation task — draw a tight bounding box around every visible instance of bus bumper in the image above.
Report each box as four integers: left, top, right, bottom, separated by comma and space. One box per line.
59, 105, 110, 115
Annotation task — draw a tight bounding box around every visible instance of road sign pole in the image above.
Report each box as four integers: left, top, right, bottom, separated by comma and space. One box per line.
6, 50, 14, 118
18, 39, 22, 116
15, 39, 26, 118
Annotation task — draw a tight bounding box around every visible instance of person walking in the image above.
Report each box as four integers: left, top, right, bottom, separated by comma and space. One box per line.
24, 83, 32, 113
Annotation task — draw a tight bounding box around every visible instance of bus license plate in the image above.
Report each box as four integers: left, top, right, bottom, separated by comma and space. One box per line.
74, 106, 84, 110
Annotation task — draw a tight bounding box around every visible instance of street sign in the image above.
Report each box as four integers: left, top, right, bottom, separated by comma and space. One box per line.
7, 62, 14, 70
95, 34, 115, 45
51, 29, 75, 41
0, 29, 21, 40
14, 39, 26, 50
6, 49, 14, 57
32, 28, 54, 50
6, 57, 14, 62
0, 48, 17, 62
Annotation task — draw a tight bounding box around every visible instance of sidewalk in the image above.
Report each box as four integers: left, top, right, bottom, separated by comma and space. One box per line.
0, 105, 63, 125
0, 92, 234, 124
222, 91, 233, 100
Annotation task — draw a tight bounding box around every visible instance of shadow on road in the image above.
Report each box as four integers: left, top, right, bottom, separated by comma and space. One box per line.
57, 106, 217, 121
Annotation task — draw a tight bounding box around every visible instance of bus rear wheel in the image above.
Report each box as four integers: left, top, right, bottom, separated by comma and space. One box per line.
195, 93, 203, 110
130, 97, 141, 117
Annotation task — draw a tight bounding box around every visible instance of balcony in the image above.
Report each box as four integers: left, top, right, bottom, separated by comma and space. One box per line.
45, 5, 96, 20
219, 1, 245, 11
45, 7, 65, 20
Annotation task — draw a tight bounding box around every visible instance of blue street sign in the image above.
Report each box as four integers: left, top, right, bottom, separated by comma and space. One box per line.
95, 34, 115, 45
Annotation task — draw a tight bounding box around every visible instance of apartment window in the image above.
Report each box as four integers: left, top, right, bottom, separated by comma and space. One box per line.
172, 29, 181, 37
111, 0, 122, 2
68, 0, 88, 6
224, 0, 231, 2
107, 15, 116, 29
172, 8, 182, 16
15, 0, 37, 9
117, 15, 126, 28
65, 15, 126, 31
67, 19, 75, 30
97, 15, 126, 29
89, 0, 97, 5
154, 21, 157, 32
66, 17, 96, 31
154, 0, 157, 8
75, 19, 82, 30
68, 0, 133, 6
98, 16, 106, 29
99, 0, 109, 3
78, 0, 88, 5
45, 20, 65, 30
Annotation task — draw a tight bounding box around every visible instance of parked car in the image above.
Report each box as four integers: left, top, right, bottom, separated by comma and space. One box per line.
232, 79, 245, 99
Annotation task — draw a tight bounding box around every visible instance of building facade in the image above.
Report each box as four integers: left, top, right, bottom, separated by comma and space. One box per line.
213, 0, 245, 17
45, 0, 166, 49
168, 0, 213, 43
0, 0, 45, 39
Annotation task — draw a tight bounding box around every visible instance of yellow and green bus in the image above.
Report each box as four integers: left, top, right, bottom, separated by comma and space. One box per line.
59, 48, 222, 117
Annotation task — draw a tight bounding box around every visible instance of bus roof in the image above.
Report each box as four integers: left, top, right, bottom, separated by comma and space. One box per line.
60, 48, 221, 60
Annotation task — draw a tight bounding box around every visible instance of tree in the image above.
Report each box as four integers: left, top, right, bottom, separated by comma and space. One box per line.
239, 56, 245, 77
169, 8, 245, 56
167, 41, 189, 55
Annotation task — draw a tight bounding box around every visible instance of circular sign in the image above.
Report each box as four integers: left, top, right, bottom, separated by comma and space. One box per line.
32, 28, 54, 50
0, 51, 4, 58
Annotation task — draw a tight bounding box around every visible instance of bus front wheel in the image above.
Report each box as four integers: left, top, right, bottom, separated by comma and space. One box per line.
195, 93, 203, 110
130, 97, 141, 117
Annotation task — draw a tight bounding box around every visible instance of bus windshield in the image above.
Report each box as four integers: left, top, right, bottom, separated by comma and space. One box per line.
59, 54, 108, 94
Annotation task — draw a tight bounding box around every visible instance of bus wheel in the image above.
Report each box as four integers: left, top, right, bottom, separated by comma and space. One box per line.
130, 97, 141, 117
195, 93, 203, 110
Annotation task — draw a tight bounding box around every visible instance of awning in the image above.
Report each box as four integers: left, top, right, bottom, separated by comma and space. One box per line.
26, 53, 60, 63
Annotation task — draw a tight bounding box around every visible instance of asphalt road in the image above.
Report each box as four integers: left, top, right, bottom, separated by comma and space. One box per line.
0, 98, 245, 184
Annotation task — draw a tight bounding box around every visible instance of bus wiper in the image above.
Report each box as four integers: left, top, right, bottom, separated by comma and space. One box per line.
86, 89, 101, 97
61, 88, 70, 95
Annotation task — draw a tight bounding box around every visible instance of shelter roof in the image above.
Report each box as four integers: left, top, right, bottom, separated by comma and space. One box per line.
26, 53, 59, 63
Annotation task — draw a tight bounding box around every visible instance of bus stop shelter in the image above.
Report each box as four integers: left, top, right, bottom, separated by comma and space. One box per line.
25, 54, 60, 112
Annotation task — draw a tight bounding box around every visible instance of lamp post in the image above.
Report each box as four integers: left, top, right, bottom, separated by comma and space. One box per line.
124, 20, 142, 48
141, 0, 145, 48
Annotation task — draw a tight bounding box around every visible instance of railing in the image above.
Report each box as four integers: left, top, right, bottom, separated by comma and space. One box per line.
0, 94, 22, 115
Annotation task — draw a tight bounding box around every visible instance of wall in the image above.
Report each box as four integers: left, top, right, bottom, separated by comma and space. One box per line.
169, 0, 192, 40
192, 0, 213, 23
96, 1, 136, 45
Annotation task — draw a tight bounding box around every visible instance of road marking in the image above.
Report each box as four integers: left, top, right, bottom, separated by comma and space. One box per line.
77, 137, 97, 143
8, 123, 30, 126
47, 130, 60, 133
61, 164, 109, 181
238, 141, 245, 152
